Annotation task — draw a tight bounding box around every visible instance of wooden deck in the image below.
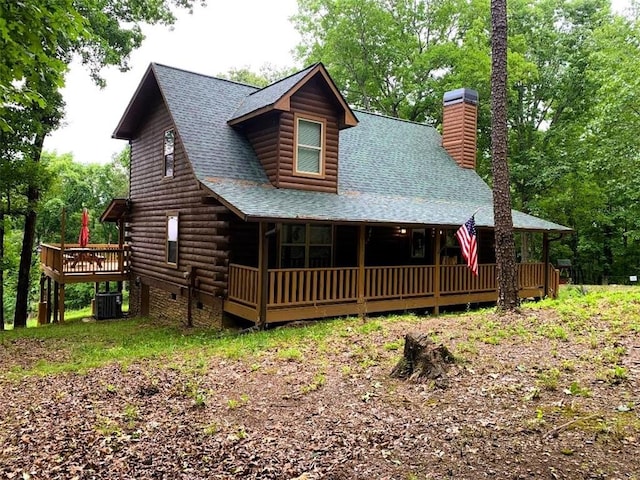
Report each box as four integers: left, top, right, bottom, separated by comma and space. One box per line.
225, 263, 560, 323
40, 243, 130, 284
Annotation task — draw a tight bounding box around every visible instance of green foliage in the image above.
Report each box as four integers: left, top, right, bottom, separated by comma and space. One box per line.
1, 0, 201, 325
219, 64, 298, 87
38, 149, 129, 245
294, 0, 640, 282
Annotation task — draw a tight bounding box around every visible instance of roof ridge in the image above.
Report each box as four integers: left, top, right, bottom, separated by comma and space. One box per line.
353, 109, 437, 128
246, 62, 320, 97
151, 62, 259, 90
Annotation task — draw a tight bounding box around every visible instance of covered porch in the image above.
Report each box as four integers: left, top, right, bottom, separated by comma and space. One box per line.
224, 223, 560, 325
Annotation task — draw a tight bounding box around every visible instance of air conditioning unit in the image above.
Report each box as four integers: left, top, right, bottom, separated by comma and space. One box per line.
95, 292, 123, 320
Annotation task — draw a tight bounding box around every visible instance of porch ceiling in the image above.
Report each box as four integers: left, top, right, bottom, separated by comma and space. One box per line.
202, 177, 572, 233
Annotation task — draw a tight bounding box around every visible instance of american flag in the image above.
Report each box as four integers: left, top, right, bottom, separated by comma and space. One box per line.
456, 216, 478, 276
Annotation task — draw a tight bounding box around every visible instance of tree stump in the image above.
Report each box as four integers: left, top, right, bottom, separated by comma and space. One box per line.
390, 332, 455, 388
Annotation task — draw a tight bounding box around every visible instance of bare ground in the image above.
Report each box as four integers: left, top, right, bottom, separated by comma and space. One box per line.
1, 309, 639, 479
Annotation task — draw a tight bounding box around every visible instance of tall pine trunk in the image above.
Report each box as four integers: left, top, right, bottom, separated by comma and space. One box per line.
13, 133, 45, 328
0, 209, 4, 330
491, 0, 519, 311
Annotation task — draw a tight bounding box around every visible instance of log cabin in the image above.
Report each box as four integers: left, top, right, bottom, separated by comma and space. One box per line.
68, 62, 571, 327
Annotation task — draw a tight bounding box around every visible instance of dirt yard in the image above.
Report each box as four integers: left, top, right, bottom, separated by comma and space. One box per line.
1, 298, 639, 479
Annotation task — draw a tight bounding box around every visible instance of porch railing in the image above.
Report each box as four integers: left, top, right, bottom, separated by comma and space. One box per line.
228, 264, 259, 307
227, 262, 558, 310
364, 265, 435, 300
269, 267, 358, 306
440, 264, 497, 293
40, 243, 130, 276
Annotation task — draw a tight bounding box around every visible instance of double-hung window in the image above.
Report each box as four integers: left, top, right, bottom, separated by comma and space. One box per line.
294, 116, 324, 177
164, 129, 175, 177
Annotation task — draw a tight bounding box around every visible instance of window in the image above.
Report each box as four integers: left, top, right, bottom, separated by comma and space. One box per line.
166, 214, 178, 265
294, 116, 324, 177
164, 129, 175, 177
280, 224, 332, 268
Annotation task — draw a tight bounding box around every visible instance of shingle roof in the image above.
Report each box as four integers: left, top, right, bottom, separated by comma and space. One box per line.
146, 63, 570, 232
229, 64, 318, 122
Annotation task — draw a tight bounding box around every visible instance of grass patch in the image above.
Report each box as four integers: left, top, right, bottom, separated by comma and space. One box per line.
3, 285, 639, 382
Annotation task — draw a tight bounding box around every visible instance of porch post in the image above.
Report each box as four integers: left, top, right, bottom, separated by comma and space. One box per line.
357, 224, 366, 307
543, 233, 549, 298
53, 281, 59, 323
59, 283, 65, 323
60, 208, 65, 274
46, 276, 52, 323
118, 217, 125, 274
258, 222, 269, 329
434, 229, 442, 316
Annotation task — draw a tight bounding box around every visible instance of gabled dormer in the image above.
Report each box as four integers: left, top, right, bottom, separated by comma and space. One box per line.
228, 63, 358, 193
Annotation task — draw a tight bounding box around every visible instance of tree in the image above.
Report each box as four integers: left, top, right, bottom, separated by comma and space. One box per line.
4, 0, 203, 327
293, 0, 464, 123
219, 64, 297, 88
490, 0, 518, 310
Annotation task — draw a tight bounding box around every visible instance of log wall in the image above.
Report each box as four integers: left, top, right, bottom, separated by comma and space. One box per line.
244, 113, 280, 186
128, 96, 231, 312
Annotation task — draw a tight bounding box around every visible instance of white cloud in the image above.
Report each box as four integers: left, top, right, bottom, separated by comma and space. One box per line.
44, 0, 300, 164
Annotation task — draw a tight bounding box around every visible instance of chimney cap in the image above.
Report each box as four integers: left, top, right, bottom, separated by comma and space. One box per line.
443, 88, 479, 106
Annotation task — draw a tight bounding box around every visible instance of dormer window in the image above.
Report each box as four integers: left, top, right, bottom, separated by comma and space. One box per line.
294, 115, 325, 177
164, 129, 175, 177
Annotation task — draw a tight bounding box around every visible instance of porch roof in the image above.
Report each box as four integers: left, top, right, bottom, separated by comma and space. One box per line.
202, 177, 569, 232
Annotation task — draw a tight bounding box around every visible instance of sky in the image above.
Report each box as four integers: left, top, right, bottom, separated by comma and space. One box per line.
43, 0, 301, 164
43, 0, 632, 165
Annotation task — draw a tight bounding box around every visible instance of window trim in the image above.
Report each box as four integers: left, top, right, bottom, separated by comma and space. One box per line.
293, 113, 326, 179
166, 212, 179, 267
163, 128, 175, 178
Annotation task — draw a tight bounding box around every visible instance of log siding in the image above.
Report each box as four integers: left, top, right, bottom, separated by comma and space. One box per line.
244, 113, 280, 186
129, 96, 231, 307
278, 76, 340, 193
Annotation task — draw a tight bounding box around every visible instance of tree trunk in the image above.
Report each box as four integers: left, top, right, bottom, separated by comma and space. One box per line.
0, 209, 4, 330
491, 0, 519, 311
13, 133, 45, 328
390, 332, 455, 388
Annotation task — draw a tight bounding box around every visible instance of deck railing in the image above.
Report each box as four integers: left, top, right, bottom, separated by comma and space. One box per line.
269, 267, 359, 306
227, 262, 558, 311
364, 265, 435, 300
40, 243, 130, 276
228, 264, 259, 307
440, 264, 497, 293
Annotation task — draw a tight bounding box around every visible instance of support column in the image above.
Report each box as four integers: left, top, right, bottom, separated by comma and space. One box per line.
542, 233, 549, 298
357, 225, 366, 309
434, 229, 442, 316
59, 283, 65, 323
46, 276, 52, 323
258, 222, 269, 329
38, 274, 46, 325
53, 281, 59, 323
60, 208, 66, 273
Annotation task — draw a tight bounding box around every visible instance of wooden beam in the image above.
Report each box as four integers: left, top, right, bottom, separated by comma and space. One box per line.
542, 233, 549, 298
59, 284, 65, 323
357, 225, 365, 304
53, 282, 59, 323
258, 222, 269, 329
46, 276, 52, 324
434, 229, 442, 316
223, 300, 259, 323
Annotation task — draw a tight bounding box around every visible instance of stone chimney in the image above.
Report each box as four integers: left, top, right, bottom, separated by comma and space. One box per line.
442, 88, 479, 169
